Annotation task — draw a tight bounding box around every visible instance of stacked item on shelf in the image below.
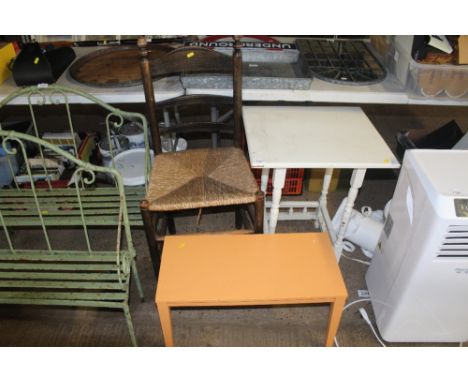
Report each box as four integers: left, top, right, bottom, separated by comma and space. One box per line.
395, 119, 465, 161
295, 37, 387, 86
0, 42, 17, 85
14, 131, 96, 188
14, 157, 65, 184
372, 35, 468, 100
181, 36, 312, 90
0, 120, 31, 187
411, 36, 467, 99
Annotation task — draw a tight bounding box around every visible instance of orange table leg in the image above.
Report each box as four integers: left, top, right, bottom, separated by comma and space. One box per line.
325, 297, 346, 347
157, 302, 174, 346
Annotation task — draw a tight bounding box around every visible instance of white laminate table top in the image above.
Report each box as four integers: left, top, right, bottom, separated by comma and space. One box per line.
242, 106, 400, 169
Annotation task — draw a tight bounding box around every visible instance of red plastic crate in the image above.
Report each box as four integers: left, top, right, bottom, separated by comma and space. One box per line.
252, 168, 304, 195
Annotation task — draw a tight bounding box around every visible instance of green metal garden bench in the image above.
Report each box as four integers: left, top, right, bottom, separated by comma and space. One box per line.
0, 84, 152, 227
0, 128, 144, 346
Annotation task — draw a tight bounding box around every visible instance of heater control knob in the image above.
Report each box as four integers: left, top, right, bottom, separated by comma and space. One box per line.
454, 199, 468, 217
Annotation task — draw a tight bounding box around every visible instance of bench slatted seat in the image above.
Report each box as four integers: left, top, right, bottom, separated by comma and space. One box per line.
0, 187, 144, 226
0, 249, 131, 307
0, 129, 144, 346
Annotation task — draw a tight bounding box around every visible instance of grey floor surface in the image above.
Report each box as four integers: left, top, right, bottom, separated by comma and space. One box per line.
0, 104, 467, 347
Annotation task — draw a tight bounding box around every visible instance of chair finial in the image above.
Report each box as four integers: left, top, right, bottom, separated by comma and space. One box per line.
233, 35, 242, 49
138, 36, 149, 59
137, 36, 148, 49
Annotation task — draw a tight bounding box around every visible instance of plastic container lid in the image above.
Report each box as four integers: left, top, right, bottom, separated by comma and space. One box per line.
119, 122, 145, 147
113, 148, 154, 186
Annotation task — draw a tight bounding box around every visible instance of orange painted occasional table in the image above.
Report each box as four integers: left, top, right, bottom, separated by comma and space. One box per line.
155, 232, 348, 346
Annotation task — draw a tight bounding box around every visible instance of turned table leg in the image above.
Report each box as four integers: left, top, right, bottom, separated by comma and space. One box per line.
334, 169, 366, 261
269, 168, 287, 234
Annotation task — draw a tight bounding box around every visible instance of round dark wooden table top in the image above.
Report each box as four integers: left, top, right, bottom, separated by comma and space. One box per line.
69, 44, 174, 87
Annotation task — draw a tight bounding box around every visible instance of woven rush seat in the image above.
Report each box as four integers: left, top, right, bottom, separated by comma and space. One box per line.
145, 147, 259, 211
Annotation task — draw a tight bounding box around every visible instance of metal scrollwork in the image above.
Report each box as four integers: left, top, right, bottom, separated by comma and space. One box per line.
106, 112, 125, 132
49, 89, 69, 105
71, 166, 97, 188
27, 90, 47, 106
2, 136, 18, 156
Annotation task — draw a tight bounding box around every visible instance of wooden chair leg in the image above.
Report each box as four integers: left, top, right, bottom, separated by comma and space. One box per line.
254, 191, 265, 233
241, 206, 251, 229
235, 208, 244, 229
166, 213, 176, 234
246, 204, 255, 228
140, 200, 161, 277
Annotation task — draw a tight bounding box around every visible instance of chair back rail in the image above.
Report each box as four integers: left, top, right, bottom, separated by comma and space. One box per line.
138, 36, 243, 154
151, 46, 232, 77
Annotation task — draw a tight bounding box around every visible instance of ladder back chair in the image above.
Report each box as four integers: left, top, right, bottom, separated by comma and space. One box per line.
138, 36, 264, 276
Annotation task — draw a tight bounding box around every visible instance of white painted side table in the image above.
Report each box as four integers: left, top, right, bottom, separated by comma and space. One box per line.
242, 106, 400, 261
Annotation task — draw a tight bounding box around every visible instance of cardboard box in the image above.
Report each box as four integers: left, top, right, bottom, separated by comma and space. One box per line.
307, 169, 341, 193
458, 35, 468, 64
0, 42, 16, 84
370, 36, 392, 58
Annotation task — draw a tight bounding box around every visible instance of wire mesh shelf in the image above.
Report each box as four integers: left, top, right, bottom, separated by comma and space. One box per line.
295, 38, 387, 85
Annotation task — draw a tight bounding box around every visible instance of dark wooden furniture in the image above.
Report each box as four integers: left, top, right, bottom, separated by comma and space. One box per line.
69, 44, 174, 87
138, 36, 264, 276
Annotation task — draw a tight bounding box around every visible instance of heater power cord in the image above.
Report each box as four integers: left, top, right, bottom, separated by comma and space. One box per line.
358, 307, 387, 347
333, 298, 387, 347
342, 241, 371, 266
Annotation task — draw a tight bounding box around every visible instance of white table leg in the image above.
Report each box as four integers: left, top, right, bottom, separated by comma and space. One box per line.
260, 168, 270, 193
269, 168, 287, 234
260, 168, 270, 233
334, 169, 366, 261
317, 168, 334, 229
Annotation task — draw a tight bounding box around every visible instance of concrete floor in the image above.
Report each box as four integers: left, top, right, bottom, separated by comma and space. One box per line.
0, 104, 467, 346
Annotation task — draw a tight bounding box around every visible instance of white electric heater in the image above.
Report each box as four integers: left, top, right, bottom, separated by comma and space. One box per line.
366, 149, 468, 342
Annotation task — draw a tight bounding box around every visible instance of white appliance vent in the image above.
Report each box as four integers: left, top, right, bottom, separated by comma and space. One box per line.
438, 225, 468, 257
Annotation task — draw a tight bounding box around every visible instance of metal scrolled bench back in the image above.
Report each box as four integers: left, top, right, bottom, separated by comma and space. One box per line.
0, 89, 146, 346
0, 84, 151, 226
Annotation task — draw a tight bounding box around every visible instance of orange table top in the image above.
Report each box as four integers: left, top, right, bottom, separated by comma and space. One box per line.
156, 233, 348, 306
